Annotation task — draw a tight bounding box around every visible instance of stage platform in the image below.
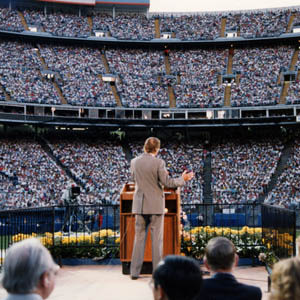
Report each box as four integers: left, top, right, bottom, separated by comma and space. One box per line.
0, 265, 269, 300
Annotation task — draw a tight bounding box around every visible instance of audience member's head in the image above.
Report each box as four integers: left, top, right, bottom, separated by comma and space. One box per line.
2, 238, 59, 299
204, 237, 238, 272
144, 137, 161, 154
152, 255, 203, 300
270, 257, 300, 300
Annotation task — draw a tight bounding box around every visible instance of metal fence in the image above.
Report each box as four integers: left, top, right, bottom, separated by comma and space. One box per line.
261, 204, 296, 258
0, 203, 295, 264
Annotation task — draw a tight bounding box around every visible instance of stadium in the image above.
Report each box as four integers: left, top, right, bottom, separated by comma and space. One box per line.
0, 0, 300, 299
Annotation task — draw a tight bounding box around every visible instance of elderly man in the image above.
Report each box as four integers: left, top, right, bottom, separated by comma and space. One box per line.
198, 237, 262, 300
2, 238, 59, 300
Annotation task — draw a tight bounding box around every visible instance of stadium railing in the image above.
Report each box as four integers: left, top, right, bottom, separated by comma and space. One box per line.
0, 203, 295, 265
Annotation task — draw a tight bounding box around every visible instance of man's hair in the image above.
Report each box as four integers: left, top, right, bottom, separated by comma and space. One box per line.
205, 237, 236, 271
2, 238, 58, 294
153, 255, 203, 300
143, 137, 160, 154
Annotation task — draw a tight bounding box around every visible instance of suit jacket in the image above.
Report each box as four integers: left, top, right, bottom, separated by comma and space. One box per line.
131, 153, 185, 214
3, 294, 43, 300
198, 273, 262, 300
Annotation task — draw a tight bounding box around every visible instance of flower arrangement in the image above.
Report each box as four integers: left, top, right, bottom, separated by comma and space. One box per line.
258, 251, 278, 269
11, 230, 120, 259
181, 226, 265, 260
9, 226, 293, 262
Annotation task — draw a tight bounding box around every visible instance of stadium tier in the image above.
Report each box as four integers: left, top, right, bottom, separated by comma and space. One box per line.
0, 39, 299, 109
1, 133, 299, 209
1, 6, 299, 40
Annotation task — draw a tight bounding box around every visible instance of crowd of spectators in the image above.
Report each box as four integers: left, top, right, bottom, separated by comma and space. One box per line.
0, 7, 23, 32
0, 87, 6, 101
286, 50, 300, 105
286, 80, 300, 105
39, 45, 116, 107
1, 7, 300, 40
49, 137, 130, 205
159, 14, 221, 40
92, 13, 155, 40
291, 10, 300, 32
0, 38, 298, 108
0, 138, 70, 209
225, 9, 290, 38
265, 139, 300, 208
211, 139, 283, 204
106, 49, 169, 107
231, 46, 293, 107
130, 140, 205, 204
23, 8, 90, 37
0, 41, 61, 105
3, 133, 300, 209
169, 49, 227, 108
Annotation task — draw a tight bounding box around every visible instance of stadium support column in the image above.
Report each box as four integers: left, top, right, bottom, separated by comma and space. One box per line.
113, 6, 115, 19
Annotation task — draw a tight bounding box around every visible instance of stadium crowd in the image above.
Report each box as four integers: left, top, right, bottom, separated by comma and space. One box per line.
49, 137, 130, 205
169, 49, 227, 108
0, 7, 23, 32
211, 139, 283, 204
0, 138, 70, 208
265, 139, 300, 208
1, 133, 300, 210
23, 8, 90, 37
231, 46, 293, 107
158, 14, 221, 40
0, 35, 298, 108
38, 45, 116, 107
0, 41, 61, 105
0, 7, 299, 40
225, 9, 290, 38
106, 49, 169, 107
93, 13, 155, 40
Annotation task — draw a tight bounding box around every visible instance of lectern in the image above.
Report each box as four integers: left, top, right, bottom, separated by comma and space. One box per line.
120, 183, 181, 274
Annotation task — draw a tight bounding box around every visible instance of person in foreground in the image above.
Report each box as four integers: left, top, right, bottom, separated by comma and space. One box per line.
151, 255, 203, 300
2, 238, 60, 300
197, 237, 262, 300
269, 257, 300, 300
130, 137, 194, 279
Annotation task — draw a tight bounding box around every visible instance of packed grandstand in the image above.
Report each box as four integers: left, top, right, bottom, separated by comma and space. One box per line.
1, 1, 300, 211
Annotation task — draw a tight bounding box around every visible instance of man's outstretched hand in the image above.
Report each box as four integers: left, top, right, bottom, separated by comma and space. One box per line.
182, 170, 194, 181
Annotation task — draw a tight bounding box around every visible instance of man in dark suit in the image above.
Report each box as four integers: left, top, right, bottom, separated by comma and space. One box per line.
152, 255, 203, 300
198, 237, 262, 300
130, 137, 194, 279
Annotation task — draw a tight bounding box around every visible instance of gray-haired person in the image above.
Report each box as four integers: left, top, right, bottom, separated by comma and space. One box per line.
2, 238, 59, 300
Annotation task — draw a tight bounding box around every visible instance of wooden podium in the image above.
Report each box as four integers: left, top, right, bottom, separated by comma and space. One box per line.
120, 183, 181, 274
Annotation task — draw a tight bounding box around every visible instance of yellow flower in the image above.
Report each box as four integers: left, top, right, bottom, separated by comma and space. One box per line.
184, 236, 191, 242
99, 229, 114, 237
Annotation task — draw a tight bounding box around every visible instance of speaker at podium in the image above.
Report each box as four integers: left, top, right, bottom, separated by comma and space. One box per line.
119, 183, 181, 274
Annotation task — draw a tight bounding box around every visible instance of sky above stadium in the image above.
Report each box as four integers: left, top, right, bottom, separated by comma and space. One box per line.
149, 0, 300, 12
